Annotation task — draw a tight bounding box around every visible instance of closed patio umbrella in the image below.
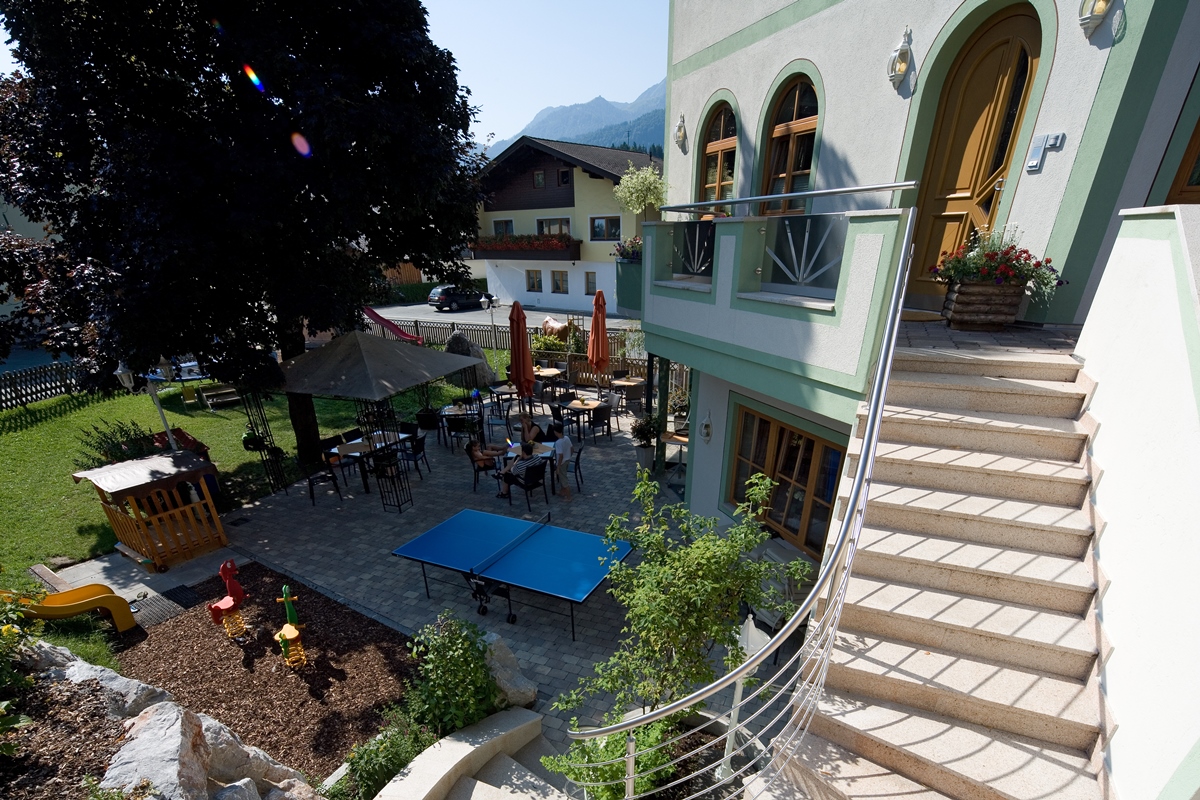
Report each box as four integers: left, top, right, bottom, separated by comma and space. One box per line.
587, 290, 610, 394
509, 301, 535, 403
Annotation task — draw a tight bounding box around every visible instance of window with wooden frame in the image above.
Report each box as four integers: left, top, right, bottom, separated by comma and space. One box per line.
1166, 115, 1200, 204
533, 170, 546, 189
551, 270, 569, 294
729, 408, 843, 557
537, 217, 571, 235
492, 219, 514, 236
699, 104, 737, 214
761, 80, 819, 214
526, 270, 543, 292
590, 216, 621, 241
559, 168, 572, 186
585, 271, 597, 295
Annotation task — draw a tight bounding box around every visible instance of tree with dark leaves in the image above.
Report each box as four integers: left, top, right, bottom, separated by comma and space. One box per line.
0, 1, 484, 460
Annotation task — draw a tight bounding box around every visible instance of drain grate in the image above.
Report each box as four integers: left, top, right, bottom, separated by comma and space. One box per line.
131, 593, 185, 628
160, 584, 205, 609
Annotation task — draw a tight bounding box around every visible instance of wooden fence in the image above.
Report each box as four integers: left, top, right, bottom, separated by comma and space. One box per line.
0, 361, 85, 410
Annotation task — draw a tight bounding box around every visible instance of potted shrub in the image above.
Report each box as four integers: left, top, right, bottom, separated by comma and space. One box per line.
930, 227, 1067, 331
630, 416, 660, 470
667, 387, 690, 430
412, 381, 440, 432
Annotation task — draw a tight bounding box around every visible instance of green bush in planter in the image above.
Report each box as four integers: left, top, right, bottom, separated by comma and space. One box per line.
542, 716, 676, 800
327, 701, 439, 800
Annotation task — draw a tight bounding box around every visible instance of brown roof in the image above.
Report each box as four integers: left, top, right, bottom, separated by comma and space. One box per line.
484, 136, 662, 183
73, 451, 218, 499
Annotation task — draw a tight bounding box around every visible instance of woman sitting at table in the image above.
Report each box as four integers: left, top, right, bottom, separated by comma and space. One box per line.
518, 413, 545, 444
496, 441, 538, 498
465, 439, 505, 469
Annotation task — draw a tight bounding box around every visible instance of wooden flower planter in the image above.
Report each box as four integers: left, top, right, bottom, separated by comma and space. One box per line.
942, 281, 1026, 331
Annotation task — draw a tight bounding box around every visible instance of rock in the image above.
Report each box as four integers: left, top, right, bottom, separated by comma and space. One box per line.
16, 639, 77, 671
102, 702, 211, 800
445, 331, 497, 387
215, 778, 262, 800
200, 714, 305, 793
484, 632, 538, 708
263, 778, 326, 800
63, 660, 174, 718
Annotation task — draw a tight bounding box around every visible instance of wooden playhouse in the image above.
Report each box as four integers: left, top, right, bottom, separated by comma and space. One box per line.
73, 451, 228, 572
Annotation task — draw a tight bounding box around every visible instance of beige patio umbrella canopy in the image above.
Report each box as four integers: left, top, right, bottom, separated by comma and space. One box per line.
282, 330, 482, 400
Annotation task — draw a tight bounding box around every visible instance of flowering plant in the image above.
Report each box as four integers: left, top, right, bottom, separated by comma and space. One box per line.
930, 228, 1066, 302
473, 233, 576, 252
611, 236, 642, 261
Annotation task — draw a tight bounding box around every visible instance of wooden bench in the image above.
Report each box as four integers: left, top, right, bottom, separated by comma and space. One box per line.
27, 564, 73, 593
199, 382, 241, 409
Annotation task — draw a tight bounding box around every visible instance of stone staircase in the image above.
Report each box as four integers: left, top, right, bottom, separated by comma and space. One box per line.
447, 734, 570, 800
782, 348, 1114, 800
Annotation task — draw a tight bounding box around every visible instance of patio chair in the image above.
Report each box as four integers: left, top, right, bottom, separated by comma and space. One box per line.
604, 392, 622, 430
499, 458, 548, 511
566, 444, 584, 492
485, 396, 512, 439
470, 448, 499, 492
445, 415, 475, 450
612, 369, 629, 380
554, 361, 571, 390
295, 457, 343, 506
181, 384, 201, 409
340, 427, 363, 442
550, 403, 578, 438
399, 434, 431, 479
319, 434, 350, 482
399, 421, 420, 436
587, 405, 613, 443
623, 385, 645, 416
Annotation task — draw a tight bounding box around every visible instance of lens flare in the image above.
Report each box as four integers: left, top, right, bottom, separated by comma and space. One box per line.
290, 133, 312, 157
242, 65, 264, 92
211, 19, 223, 33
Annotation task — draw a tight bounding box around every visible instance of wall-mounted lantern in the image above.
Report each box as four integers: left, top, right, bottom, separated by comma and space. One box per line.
1079, 0, 1112, 38
699, 411, 713, 444
887, 28, 915, 90
674, 114, 687, 151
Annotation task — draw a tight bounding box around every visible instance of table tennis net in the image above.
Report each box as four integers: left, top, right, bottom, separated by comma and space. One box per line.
472, 512, 552, 575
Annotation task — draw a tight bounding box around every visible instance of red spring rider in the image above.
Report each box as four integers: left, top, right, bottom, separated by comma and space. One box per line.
208, 559, 248, 638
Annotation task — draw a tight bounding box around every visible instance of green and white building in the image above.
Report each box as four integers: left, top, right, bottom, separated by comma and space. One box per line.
627, 0, 1200, 797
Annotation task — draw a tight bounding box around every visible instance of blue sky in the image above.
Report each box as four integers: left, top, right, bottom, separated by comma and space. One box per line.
0, 3, 670, 145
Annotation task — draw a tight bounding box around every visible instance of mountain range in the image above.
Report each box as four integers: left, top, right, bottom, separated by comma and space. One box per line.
487, 78, 666, 156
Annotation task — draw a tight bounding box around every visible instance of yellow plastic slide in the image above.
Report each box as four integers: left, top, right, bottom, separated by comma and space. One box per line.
2, 584, 138, 633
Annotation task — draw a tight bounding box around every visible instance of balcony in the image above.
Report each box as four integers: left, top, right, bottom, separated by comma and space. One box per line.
471, 234, 582, 262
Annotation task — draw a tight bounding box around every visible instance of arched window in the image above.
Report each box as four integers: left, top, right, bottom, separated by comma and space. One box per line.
762, 80, 819, 213
699, 104, 737, 212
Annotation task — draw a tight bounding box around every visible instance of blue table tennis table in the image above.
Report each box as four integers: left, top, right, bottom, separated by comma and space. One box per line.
392, 509, 632, 640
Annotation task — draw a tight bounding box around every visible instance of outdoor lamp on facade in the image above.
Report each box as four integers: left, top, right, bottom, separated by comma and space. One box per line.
699, 411, 713, 444
674, 113, 687, 151
1079, 0, 1112, 38
114, 362, 135, 392
887, 27, 914, 90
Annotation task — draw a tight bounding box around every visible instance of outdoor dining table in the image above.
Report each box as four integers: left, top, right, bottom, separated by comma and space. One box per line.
611, 377, 645, 389
562, 398, 608, 434
504, 441, 557, 494
328, 432, 413, 493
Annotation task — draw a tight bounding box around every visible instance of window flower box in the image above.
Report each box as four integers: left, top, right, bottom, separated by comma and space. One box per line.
472, 234, 581, 261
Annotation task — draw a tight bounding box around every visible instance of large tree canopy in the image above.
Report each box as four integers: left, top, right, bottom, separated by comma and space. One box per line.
0, 0, 483, 381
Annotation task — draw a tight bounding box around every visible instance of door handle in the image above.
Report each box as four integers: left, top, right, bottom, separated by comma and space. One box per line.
994, 179, 1005, 192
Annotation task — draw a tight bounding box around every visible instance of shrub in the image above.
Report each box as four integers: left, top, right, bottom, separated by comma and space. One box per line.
406, 612, 499, 736
0, 699, 32, 756
630, 416, 660, 447
1, 567, 45, 696
326, 702, 439, 800
542, 717, 676, 800
73, 419, 159, 470
611, 235, 642, 261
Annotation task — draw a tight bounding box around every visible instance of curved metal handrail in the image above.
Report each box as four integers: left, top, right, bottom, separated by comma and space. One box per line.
658, 179, 918, 215
567, 204, 918, 745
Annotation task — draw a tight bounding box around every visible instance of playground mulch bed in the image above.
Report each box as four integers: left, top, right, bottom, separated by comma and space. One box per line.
0, 677, 124, 800
116, 561, 418, 781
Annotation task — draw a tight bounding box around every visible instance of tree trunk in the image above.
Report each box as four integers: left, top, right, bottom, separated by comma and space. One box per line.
280, 325, 321, 465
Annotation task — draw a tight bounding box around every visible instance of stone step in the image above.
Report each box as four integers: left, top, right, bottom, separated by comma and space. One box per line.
854, 526, 1095, 614
471, 752, 570, 800
892, 349, 1082, 382
858, 404, 1089, 461
839, 575, 1097, 679
861, 481, 1095, 559
755, 732, 954, 800
826, 630, 1103, 751
811, 690, 1102, 800
511, 735, 568, 793
886, 371, 1087, 419
848, 440, 1090, 507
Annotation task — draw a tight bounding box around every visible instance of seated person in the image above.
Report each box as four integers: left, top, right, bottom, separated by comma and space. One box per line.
465, 439, 505, 469
496, 441, 539, 498
518, 413, 545, 444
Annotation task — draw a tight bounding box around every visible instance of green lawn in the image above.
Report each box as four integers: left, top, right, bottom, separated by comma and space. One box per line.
0, 353, 511, 589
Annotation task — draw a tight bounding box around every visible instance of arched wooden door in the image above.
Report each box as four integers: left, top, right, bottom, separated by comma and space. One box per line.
907, 7, 1041, 310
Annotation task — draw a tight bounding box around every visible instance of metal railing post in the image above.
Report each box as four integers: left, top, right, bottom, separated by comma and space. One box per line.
625, 732, 636, 799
